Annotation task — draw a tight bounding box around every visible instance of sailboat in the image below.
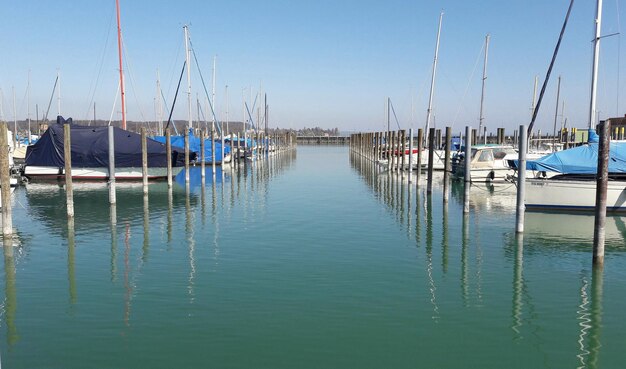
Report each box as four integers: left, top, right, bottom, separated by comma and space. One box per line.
524, 0, 626, 211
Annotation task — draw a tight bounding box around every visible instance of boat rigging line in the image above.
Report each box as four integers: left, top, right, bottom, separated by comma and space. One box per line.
188, 38, 223, 137
527, 0, 574, 136
164, 60, 186, 135
42, 75, 59, 122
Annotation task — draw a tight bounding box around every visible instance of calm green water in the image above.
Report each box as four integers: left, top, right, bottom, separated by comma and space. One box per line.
2, 146, 626, 368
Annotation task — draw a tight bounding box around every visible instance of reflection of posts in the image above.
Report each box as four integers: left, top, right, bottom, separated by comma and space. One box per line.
110, 204, 117, 282
441, 203, 449, 273
142, 194, 149, 262
588, 266, 604, 369
511, 234, 524, 338
0, 122, 12, 235
68, 217, 76, 304
461, 213, 469, 305
3, 238, 18, 345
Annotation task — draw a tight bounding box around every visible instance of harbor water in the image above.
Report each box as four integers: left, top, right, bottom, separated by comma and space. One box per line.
2, 146, 626, 368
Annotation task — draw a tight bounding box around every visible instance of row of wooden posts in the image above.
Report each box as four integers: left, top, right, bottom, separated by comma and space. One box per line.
0, 121, 296, 237
350, 124, 610, 266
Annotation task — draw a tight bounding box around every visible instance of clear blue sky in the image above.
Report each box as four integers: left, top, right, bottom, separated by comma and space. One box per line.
0, 0, 624, 134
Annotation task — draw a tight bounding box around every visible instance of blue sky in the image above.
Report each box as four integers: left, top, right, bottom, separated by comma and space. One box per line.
0, 0, 624, 133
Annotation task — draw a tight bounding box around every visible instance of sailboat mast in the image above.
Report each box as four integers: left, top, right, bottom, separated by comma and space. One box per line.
478, 34, 490, 144
225, 85, 229, 136
115, 0, 126, 130
212, 55, 216, 134
156, 69, 163, 133
57, 69, 61, 117
27, 70, 31, 144
589, 0, 603, 129
530, 76, 538, 119
552, 76, 561, 151
184, 25, 192, 131
424, 11, 444, 144
386, 97, 390, 132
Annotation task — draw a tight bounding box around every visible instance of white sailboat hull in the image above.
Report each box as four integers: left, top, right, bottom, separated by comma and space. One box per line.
525, 178, 626, 211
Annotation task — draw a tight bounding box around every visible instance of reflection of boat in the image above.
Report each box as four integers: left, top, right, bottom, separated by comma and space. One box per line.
525, 212, 626, 246
24, 182, 197, 234
24, 117, 192, 181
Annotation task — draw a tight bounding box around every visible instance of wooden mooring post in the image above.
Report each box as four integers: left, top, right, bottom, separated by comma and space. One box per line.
64, 123, 74, 218
416, 129, 423, 186
211, 130, 216, 174
427, 127, 435, 193
463, 126, 471, 213
443, 126, 451, 203
184, 130, 190, 184
408, 129, 414, 183
141, 128, 148, 194
515, 125, 527, 233
166, 129, 172, 188
0, 123, 12, 235
593, 120, 610, 265
200, 130, 206, 178
108, 126, 116, 204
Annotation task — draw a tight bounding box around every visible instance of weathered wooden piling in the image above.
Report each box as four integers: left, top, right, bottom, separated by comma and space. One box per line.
463, 126, 471, 213
0, 123, 12, 235
389, 131, 395, 172
64, 123, 74, 218
408, 129, 414, 183
399, 131, 405, 171
200, 130, 206, 177
515, 125, 527, 233
166, 129, 172, 188
416, 129, 423, 186
471, 129, 477, 146
593, 120, 610, 265
108, 126, 116, 204
141, 128, 148, 194
427, 127, 435, 193
184, 130, 190, 184
211, 129, 216, 175
443, 126, 451, 203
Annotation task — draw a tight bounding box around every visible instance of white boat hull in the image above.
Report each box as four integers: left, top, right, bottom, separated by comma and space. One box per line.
24, 166, 184, 181
525, 178, 626, 211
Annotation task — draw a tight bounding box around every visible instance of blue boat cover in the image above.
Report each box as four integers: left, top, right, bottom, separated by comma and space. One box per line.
25, 116, 191, 168
152, 129, 231, 163
524, 141, 626, 174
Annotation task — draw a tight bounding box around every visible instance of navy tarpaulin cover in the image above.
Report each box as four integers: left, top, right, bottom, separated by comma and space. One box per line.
152, 129, 231, 162
523, 142, 626, 174
25, 117, 190, 168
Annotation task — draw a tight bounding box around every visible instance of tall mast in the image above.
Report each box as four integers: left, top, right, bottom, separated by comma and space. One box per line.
156, 69, 163, 133
27, 70, 31, 144
530, 75, 538, 119
115, 0, 126, 130
225, 85, 229, 136
12, 86, 16, 145
212, 55, 217, 133
424, 11, 444, 143
184, 25, 192, 131
552, 76, 561, 151
264, 93, 268, 135
386, 97, 390, 132
57, 69, 61, 117
478, 34, 490, 144
589, 0, 603, 129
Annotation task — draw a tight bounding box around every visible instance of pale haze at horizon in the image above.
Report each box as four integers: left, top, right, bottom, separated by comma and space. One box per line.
0, 0, 623, 133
